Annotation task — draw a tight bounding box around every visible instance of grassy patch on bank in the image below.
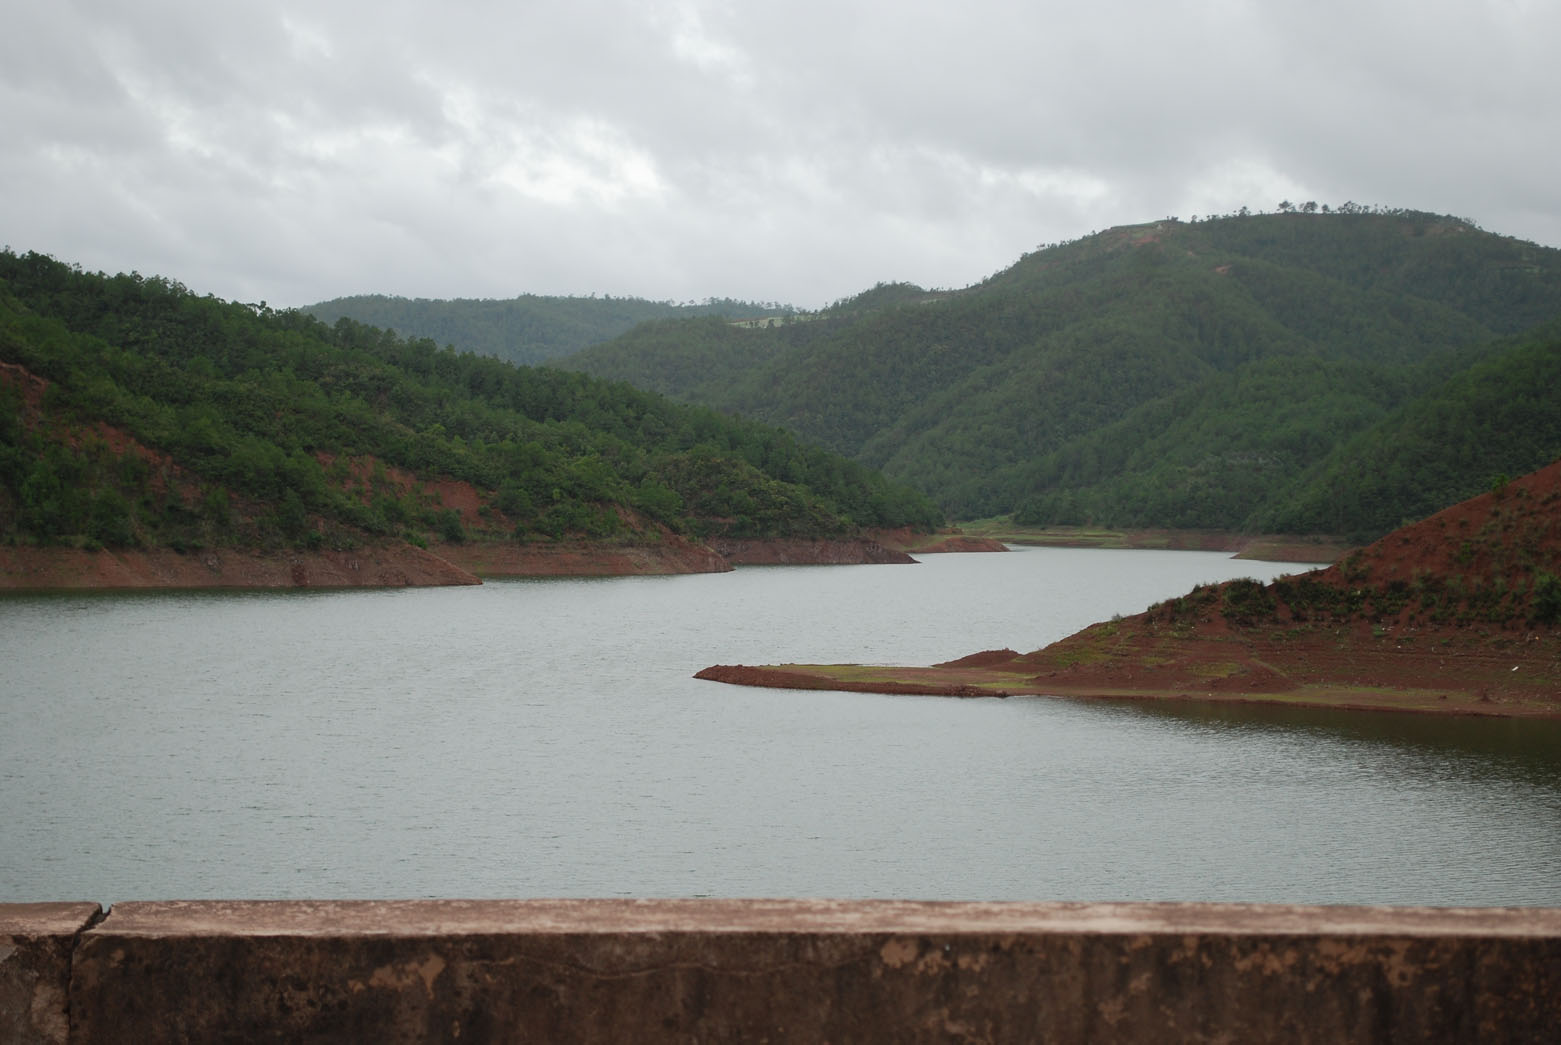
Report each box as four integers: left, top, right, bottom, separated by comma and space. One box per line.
957, 518, 1349, 562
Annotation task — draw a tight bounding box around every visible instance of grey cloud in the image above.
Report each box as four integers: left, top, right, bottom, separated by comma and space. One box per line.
4, 0, 1559, 310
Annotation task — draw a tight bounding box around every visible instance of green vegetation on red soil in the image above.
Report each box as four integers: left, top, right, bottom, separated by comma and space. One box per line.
562, 209, 1561, 542
0, 250, 940, 576
698, 458, 1561, 718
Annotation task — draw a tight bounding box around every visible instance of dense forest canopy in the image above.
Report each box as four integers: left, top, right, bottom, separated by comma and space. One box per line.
558, 209, 1561, 540
0, 251, 939, 552
11, 207, 1559, 552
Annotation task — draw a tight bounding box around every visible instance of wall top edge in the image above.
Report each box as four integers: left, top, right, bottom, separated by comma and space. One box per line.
28, 899, 1559, 939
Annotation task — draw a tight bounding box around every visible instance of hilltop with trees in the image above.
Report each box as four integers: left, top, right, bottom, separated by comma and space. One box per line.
0, 250, 939, 585
559, 207, 1561, 541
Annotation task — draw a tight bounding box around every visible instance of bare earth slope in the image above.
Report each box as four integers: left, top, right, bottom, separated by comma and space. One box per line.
699, 460, 1561, 718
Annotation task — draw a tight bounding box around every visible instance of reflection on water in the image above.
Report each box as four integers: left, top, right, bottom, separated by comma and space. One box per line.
3, 548, 1559, 906
1090, 697, 1561, 786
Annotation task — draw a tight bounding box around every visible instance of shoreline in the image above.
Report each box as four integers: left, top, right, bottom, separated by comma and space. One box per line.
953, 523, 1350, 564
0, 519, 1357, 592
693, 662, 1561, 720
0, 544, 481, 591
0, 534, 933, 591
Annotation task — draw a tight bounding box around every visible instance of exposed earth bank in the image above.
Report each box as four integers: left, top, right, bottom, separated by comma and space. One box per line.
432, 534, 733, 578
871, 528, 1010, 554
711, 537, 917, 565
0, 544, 480, 590
0, 533, 933, 590
955, 522, 1349, 563
694, 627, 1561, 719
698, 460, 1561, 719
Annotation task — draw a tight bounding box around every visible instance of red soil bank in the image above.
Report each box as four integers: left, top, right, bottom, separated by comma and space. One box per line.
0, 544, 481, 590
711, 538, 916, 565
434, 535, 731, 577
699, 460, 1561, 718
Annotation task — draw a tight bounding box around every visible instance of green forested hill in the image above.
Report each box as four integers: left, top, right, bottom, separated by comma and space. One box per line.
1249, 323, 1561, 539
0, 252, 938, 552
302, 293, 796, 367
558, 209, 1561, 537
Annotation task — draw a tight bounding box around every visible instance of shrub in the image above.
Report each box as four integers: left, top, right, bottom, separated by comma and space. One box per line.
1221, 577, 1277, 626
1533, 571, 1561, 625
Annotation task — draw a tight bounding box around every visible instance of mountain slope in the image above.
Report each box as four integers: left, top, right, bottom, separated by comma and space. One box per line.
560, 210, 1561, 535
0, 251, 940, 576
1250, 323, 1561, 539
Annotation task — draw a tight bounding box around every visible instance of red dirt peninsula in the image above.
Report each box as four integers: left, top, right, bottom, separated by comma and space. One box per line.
698, 460, 1561, 719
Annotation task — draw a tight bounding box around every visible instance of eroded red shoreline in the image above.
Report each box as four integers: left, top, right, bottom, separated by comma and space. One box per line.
0, 535, 933, 590
0, 544, 481, 590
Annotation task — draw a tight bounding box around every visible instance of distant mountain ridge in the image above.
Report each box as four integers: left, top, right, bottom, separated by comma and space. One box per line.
303, 293, 797, 368
556, 210, 1561, 539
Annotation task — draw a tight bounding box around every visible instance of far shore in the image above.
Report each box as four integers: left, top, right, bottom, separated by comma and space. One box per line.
0, 534, 937, 591
1, 521, 1356, 592
953, 522, 1350, 564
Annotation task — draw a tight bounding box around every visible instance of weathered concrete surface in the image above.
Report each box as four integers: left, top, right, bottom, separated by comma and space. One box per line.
0, 903, 101, 1045
67, 899, 1561, 1043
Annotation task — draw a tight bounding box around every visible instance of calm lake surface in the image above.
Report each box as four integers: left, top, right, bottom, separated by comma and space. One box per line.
3, 547, 1559, 907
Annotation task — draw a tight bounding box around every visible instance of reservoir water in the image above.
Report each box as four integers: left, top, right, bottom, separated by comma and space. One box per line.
3, 547, 1559, 906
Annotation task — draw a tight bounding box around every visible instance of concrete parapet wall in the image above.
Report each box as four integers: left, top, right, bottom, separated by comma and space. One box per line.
0, 904, 100, 1045
3, 899, 1560, 1042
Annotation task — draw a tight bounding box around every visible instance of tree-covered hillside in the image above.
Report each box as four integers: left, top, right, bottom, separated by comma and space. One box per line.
303, 293, 796, 368
559, 209, 1561, 537
0, 251, 939, 553
1249, 322, 1561, 540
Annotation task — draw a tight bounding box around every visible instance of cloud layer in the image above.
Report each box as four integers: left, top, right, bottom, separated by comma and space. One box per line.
6, 0, 1559, 308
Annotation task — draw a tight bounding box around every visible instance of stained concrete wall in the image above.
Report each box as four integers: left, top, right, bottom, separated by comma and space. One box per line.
3, 899, 1560, 1042
0, 903, 100, 1045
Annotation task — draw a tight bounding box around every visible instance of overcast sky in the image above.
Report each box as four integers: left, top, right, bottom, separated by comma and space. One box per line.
5, 1, 1559, 310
